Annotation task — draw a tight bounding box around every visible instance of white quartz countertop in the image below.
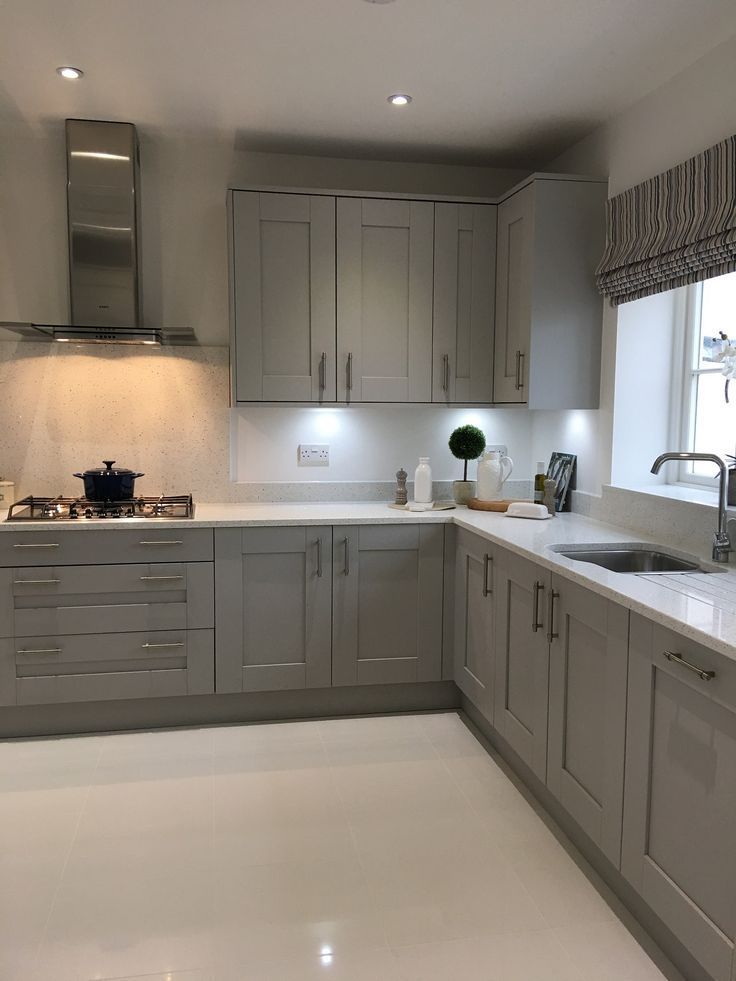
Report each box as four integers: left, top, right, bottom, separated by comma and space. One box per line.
3, 501, 736, 662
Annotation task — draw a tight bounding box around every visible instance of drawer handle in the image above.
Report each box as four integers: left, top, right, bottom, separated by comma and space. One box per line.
662, 650, 715, 681
139, 540, 184, 546
482, 554, 492, 597
14, 579, 61, 585
13, 543, 60, 549
547, 589, 559, 643
315, 537, 323, 578
141, 642, 185, 650
17, 648, 62, 655
139, 575, 185, 582
343, 536, 350, 576
531, 580, 544, 632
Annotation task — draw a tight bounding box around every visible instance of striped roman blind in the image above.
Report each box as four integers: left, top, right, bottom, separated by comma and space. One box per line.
596, 134, 736, 305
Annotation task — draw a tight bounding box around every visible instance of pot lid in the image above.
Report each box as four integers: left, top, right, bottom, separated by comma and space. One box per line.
81, 460, 139, 476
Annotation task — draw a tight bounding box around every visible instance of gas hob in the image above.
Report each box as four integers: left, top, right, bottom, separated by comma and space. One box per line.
6, 495, 194, 521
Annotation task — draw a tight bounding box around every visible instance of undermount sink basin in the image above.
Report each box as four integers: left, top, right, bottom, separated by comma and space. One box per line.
555, 547, 702, 574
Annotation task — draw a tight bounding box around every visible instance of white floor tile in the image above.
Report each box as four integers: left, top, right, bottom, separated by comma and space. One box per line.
0, 712, 676, 981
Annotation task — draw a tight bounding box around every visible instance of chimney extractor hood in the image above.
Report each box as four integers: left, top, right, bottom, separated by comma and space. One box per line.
2, 119, 195, 346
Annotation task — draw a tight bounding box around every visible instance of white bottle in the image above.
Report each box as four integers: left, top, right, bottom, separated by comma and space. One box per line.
414, 457, 433, 504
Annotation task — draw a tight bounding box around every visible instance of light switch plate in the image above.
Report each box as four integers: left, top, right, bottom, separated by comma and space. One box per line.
298, 444, 329, 466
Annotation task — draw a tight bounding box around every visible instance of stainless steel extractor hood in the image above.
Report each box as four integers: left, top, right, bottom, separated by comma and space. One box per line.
2, 119, 194, 345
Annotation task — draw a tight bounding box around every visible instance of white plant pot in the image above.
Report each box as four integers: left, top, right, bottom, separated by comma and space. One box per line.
453, 480, 476, 505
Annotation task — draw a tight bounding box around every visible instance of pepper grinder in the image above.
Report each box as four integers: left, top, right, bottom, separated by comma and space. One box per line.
395, 468, 408, 506
543, 478, 557, 515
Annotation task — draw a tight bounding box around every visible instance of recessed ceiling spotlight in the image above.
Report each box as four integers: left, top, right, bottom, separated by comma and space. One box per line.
56, 66, 84, 80
387, 93, 412, 106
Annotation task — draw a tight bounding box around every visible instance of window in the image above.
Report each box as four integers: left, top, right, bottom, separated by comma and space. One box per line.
677, 271, 736, 486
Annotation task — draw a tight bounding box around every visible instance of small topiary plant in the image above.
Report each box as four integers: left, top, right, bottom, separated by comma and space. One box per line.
449, 424, 486, 481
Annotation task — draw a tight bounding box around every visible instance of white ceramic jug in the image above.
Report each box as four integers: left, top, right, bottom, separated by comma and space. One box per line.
476, 450, 514, 501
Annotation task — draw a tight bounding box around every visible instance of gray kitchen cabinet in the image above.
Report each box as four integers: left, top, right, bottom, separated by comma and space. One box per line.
214, 526, 332, 693
547, 575, 629, 866
332, 524, 443, 685
432, 203, 496, 403
622, 615, 736, 981
453, 528, 495, 719
0, 527, 213, 567
337, 197, 434, 402
229, 190, 337, 403
493, 547, 550, 780
493, 176, 606, 408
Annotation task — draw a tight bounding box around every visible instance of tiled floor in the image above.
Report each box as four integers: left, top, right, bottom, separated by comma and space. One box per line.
0, 712, 678, 981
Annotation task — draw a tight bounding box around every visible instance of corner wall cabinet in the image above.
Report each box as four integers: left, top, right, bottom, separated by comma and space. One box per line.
492, 177, 607, 408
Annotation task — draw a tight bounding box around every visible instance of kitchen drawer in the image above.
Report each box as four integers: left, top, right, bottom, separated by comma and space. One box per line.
0, 527, 213, 568
651, 622, 736, 708
0, 563, 214, 637
1, 629, 214, 706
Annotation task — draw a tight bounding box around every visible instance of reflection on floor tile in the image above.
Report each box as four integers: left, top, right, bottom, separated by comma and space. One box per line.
0, 712, 675, 981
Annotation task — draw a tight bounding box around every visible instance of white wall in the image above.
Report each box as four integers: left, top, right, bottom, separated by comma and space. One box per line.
535, 35, 736, 494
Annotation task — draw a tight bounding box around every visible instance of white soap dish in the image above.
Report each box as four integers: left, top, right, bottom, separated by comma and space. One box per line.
504, 502, 552, 520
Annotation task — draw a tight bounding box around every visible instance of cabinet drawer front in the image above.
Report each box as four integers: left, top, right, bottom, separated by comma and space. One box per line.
0, 528, 213, 567
652, 623, 736, 707
7, 629, 214, 705
9, 563, 214, 636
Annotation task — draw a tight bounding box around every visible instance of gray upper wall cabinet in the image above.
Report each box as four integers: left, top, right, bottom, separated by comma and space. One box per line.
332, 524, 443, 686
214, 526, 332, 693
622, 615, 736, 981
493, 178, 607, 409
433, 204, 496, 404
337, 198, 434, 403
546, 574, 629, 867
229, 191, 337, 403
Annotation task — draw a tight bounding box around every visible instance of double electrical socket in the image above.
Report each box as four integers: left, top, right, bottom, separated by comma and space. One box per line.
298, 444, 330, 466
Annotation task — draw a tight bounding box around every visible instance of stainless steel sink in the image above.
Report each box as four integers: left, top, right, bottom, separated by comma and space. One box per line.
556, 548, 702, 574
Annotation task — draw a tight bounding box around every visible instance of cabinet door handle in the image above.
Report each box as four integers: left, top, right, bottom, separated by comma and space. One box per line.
139, 540, 184, 546
531, 580, 544, 632
141, 642, 185, 650
315, 537, 323, 578
442, 354, 450, 393
343, 536, 350, 576
547, 589, 559, 642
346, 353, 353, 400
662, 650, 715, 681
319, 352, 326, 393
483, 554, 492, 596
515, 350, 525, 391
139, 575, 185, 582
14, 579, 61, 585
13, 543, 60, 549
17, 648, 62, 655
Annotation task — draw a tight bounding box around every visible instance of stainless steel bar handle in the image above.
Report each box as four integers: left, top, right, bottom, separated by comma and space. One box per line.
316, 538, 323, 578
483, 554, 492, 597
141, 642, 185, 650
17, 648, 62, 655
13, 543, 60, 549
531, 580, 544, 632
514, 350, 525, 391
139, 575, 185, 581
14, 579, 61, 585
662, 650, 715, 681
443, 354, 450, 393
319, 352, 326, 392
139, 541, 184, 546
343, 537, 350, 576
346, 353, 353, 399
547, 589, 559, 643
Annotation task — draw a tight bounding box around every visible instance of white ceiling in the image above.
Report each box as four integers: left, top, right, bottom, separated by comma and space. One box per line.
2, 0, 736, 166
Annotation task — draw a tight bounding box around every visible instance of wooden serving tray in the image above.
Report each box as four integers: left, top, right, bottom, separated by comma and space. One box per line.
467, 498, 526, 512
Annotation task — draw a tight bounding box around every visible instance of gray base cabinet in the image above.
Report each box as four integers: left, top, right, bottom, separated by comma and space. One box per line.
493, 548, 550, 780
215, 526, 332, 693
622, 616, 736, 981
453, 529, 494, 720
332, 524, 443, 686
547, 575, 628, 867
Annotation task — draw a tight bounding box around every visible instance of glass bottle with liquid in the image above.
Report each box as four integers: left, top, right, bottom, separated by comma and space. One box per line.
534, 461, 546, 504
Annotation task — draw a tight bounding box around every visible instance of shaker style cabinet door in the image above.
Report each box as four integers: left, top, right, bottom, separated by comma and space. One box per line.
214, 527, 332, 693
492, 185, 533, 403
337, 198, 434, 402
546, 576, 629, 867
332, 524, 443, 685
493, 548, 550, 780
433, 203, 496, 403
230, 191, 336, 402
453, 529, 495, 720
622, 616, 736, 981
